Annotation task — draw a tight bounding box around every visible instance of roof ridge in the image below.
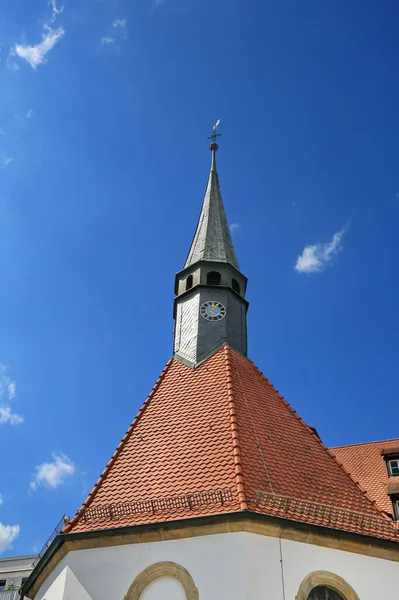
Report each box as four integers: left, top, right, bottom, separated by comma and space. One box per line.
332, 438, 399, 450
63, 359, 174, 533
240, 352, 389, 520
223, 345, 248, 510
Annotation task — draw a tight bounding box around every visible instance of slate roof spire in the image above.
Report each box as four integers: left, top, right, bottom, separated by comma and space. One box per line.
184, 140, 239, 270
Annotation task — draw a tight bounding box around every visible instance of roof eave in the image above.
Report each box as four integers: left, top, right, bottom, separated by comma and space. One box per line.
22, 510, 399, 599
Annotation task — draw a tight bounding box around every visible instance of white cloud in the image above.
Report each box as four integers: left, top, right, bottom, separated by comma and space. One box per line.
0, 128, 6, 136
0, 365, 16, 400
13, 26, 65, 69
113, 18, 127, 28
102, 18, 127, 45
0, 364, 23, 425
49, 0, 64, 20
2, 157, 13, 168
30, 453, 75, 492
7, 382, 16, 400
0, 523, 19, 553
229, 222, 240, 234
295, 227, 346, 274
0, 494, 3, 506
0, 407, 23, 425
14, 109, 34, 122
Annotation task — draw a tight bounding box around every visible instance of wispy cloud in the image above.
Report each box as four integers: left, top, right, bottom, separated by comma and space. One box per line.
0, 407, 23, 425
49, 0, 64, 22
0, 364, 23, 425
12, 1, 64, 69
0, 128, 6, 137
0, 494, 3, 506
229, 222, 240, 235
14, 109, 34, 122
2, 158, 13, 169
102, 18, 127, 46
0, 365, 16, 400
30, 453, 75, 492
295, 227, 347, 274
0, 523, 20, 553
13, 27, 64, 69
113, 18, 127, 28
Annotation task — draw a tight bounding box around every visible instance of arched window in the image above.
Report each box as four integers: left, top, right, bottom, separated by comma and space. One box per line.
186, 275, 193, 291
232, 278, 240, 294
207, 271, 221, 286
308, 587, 345, 600
125, 561, 198, 600
296, 571, 359, 600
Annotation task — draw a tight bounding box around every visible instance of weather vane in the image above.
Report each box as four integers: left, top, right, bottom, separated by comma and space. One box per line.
207, 119, 222, 144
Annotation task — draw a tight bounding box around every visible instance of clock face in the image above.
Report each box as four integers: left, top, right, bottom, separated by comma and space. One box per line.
200, 301, 226, 321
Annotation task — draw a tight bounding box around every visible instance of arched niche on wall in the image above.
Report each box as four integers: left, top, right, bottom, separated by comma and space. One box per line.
124, 561, 199, 600
296, 571, 360, 600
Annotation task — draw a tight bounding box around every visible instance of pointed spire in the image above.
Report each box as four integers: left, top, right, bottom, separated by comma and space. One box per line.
185, 141, 239, 270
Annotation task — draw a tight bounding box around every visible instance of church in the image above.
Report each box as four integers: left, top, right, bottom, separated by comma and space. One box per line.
21, 136, 399, 600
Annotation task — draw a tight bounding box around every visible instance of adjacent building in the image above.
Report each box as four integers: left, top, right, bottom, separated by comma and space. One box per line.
332, 438, 399, 520
21, 137, 399, 600
0, 555, 37, 600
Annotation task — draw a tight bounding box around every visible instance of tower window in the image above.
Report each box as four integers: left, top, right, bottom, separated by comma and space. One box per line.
186, 275, 193, 291
388, 459, 399, 477
207, 271, 221, 286
232, 278, 240, 294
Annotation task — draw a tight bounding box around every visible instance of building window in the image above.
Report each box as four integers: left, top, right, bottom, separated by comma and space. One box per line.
186, 275, 193, 291
308, 587, 345, 600
0, 581, 6, 591
232, 278, 240, 294
388, 459, 399, 477
207, 271, 221, 286
392, 497, 399, 520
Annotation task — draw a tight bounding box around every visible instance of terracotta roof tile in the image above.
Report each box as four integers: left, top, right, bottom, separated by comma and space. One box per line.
64, 347, 398, 542
331, 439, 399, 517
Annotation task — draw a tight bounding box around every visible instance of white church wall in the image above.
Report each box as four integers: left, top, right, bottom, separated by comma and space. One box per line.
34, 530, 399, 600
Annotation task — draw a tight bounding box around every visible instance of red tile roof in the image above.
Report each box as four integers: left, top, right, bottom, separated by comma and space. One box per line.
64, 347, 398, 541
331, 439, 399, 517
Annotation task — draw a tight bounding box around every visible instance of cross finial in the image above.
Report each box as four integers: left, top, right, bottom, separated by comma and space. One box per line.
207, 119, 222, 146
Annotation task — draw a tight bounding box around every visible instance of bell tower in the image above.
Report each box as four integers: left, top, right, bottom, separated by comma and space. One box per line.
173, 131, 248, 367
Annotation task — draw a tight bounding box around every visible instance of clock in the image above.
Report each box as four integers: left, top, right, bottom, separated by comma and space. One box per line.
200, 301, 226, 321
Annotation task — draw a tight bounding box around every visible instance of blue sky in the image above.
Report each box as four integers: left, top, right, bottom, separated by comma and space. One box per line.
1, 0, 399, 557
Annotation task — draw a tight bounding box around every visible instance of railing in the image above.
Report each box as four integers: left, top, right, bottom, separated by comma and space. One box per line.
31, 515, 68, 568
28, 489, 233, 570
78, 488, 233, 523
0, 590, 20, 600
252, 491, 399, 541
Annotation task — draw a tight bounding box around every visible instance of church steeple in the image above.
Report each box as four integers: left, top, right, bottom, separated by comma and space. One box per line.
173, 130, 248, 367
185, 142, 239, 270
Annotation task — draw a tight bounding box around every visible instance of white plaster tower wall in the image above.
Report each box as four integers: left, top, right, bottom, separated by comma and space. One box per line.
34, 531, 399, 600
